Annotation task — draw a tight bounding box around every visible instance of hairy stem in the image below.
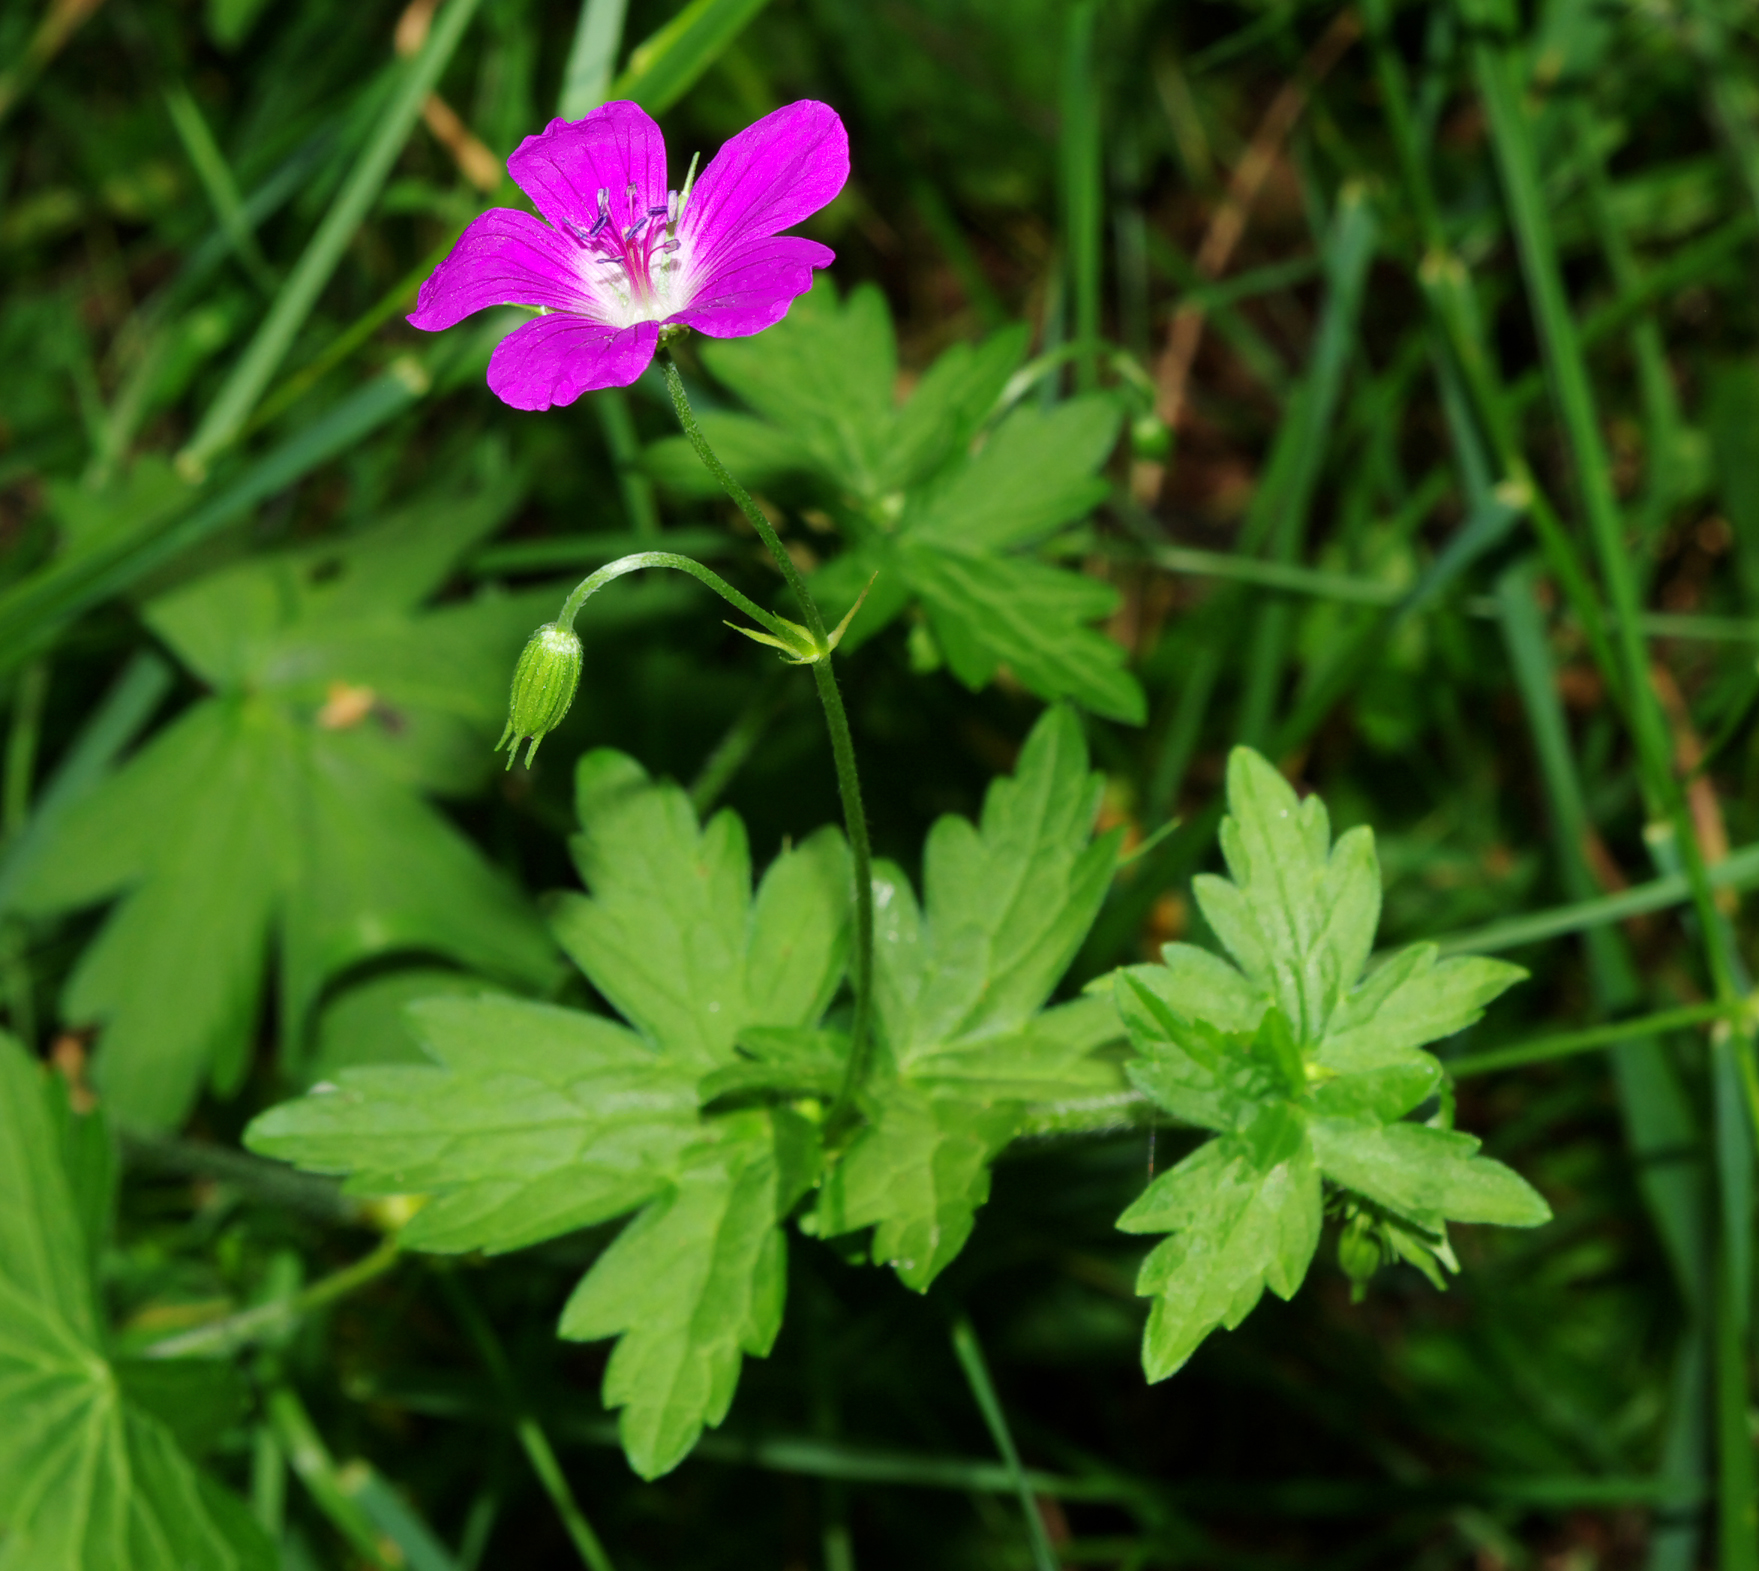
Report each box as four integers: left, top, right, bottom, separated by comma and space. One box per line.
661, 350, 875, 1133
661, 353, 827, 639
556, 548, 791, 640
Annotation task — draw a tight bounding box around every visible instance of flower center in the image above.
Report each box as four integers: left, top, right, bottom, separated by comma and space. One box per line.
566, 183, 685, 326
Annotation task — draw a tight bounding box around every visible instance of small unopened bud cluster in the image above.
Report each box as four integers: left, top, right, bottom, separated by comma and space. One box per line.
498, 622, 583, 769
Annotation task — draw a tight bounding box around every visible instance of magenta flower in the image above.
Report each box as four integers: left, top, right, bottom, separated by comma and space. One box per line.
408, 99, 848, 411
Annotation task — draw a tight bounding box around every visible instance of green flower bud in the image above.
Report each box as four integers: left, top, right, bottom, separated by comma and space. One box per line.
497, 622, 582, 769
1130, 411, 1172, 460
1337, 1212, 1382, 1304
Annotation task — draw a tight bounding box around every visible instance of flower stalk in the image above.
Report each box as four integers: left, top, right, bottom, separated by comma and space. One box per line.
535, 519, 876, 1128
661, 352, 875, 1134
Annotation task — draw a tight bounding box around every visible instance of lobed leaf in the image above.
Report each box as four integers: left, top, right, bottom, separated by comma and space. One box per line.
644, 278, 1141, 721
0, 1035, 273, 1570
250, 766, 853, 1478
559, 1110, 806, 1479
902, 542, 1143, 723
1118, 1114, 1322, 1381
818, 1086, 1020, 1290
553, 752, 850, 1069
818, 706, 1127, 1289
248, 995, 699, 1255
1113, 746, 1543, 1379
10, 471, 559, 1131
902, 395, 1119, 552
1193, 748, 1380, 1046
1308, 1120, 1552, 1230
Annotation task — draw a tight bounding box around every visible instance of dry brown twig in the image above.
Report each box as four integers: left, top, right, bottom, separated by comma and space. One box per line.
395, 0, 504, 195
1135, 8, 1362, 503
1652, 662, 1737, 912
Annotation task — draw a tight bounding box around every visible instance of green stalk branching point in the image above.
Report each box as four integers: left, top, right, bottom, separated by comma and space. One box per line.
500, 548, 826, 768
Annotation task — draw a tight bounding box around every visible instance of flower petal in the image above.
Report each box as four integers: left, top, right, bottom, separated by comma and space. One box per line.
408, 209, 593, 331
680, 101, 848, 277
508, 102, 669, 242
486, 314, 660, 410
670, 236, 835, 339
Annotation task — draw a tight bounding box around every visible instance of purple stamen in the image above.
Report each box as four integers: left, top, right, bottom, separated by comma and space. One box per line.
404, 99, 848, 411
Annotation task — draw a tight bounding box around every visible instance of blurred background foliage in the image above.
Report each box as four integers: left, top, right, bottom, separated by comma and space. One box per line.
7, 0, 1759, 1565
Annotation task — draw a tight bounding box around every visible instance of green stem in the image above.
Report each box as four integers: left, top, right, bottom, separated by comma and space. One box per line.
660, 350, 875, 1133
661, 354, 826, 638
142, 1234, 400, 1359
556, 548, 796, 644
1449, 1002, 1747, 1078
266, 1386, 399, 1571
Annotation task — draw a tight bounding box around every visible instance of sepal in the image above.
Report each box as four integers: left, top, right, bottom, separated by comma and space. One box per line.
498, 622, 583, 768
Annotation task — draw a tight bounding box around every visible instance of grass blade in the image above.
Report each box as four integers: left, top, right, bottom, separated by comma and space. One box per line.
1432, 845, 1759, 956
441, 1273, 617, 1571
952, 1316, 1061, 1571
1235, 181, 1376, 746
162, 83, 276, 294
178, 0, 484, 475
1448, 1002, 1737, 1078
559, 0, 631, 120
610, 0, 774, 115
0, 359, 429, 671
1060, 0, 1102, 392
268, 1385, 399, 1570
1496, 558, 1710, 1309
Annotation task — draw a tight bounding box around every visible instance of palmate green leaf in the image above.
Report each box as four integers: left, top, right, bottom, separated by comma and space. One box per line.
1306, 1121, 1550, 1229
560, 1107, 816, 1478
249, 757, 853, 1477
0, 1034, 273, 1571
1118, 1106, 1321, 1381
1114, 748, 1547, 1380
646, 280, 1142, 722
250, 995, 701, 1255
900, 542, 1142, 721
553, 751, 852, 1070
11, 466, 562, 1131
1193, 747, 1381, 1046
818, 707, 1127, 1289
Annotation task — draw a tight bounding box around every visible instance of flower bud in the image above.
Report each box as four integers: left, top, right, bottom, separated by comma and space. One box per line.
1337, 1212, 1382, 1303
498, 623, 582, 769
1130, 411, 1171, 460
